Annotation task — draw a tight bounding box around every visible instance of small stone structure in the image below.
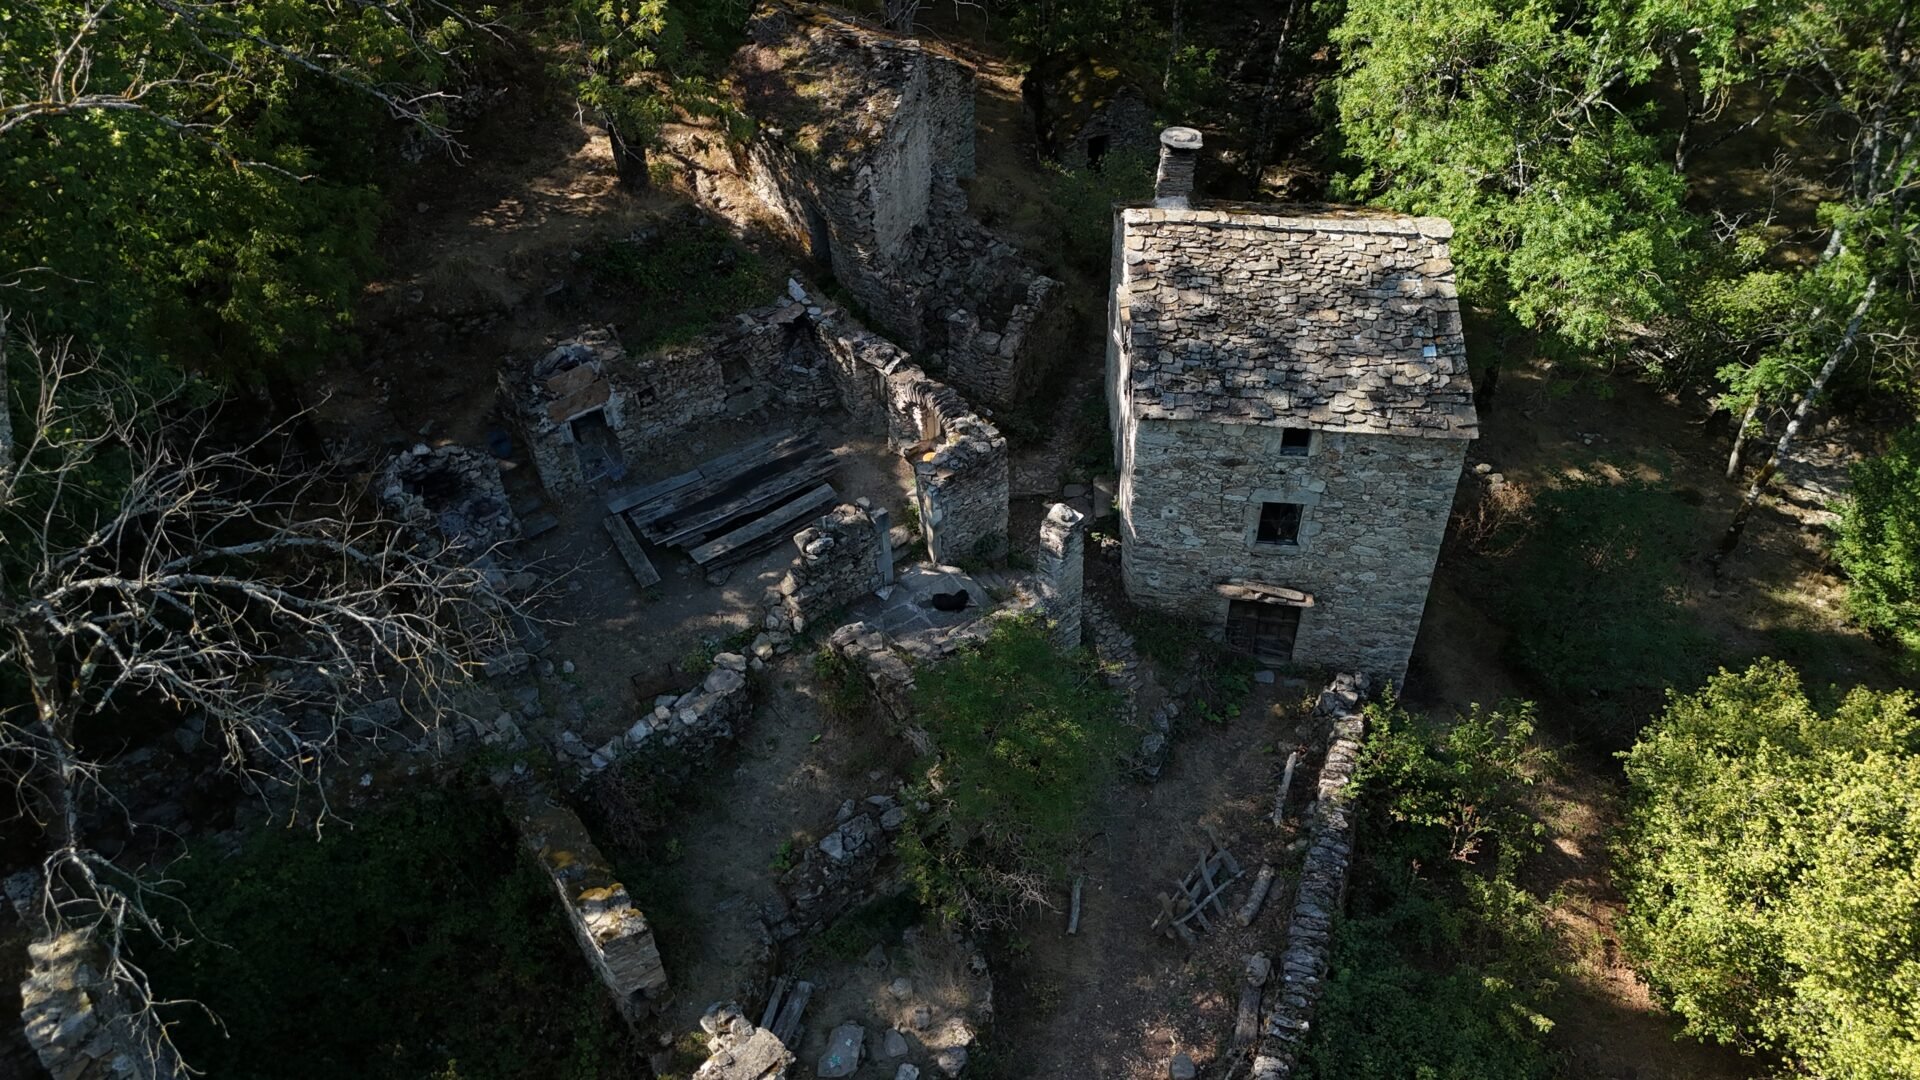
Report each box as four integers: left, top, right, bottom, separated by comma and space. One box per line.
888, 372, 1008, 566
504, 326, 732, 499
694, 1003, 794, 1080
1025, 58, 1157, 170
1035, 502, 1088, 648
1251, 673, 1369, 1078
512, 793, 669, 1019
708, 2, 1067, 408
5, 872, 184, 1080
1109, 129, 1478, 682
769, 788, 910, 942
763, 504, 890, 637
380, 443, 519, 553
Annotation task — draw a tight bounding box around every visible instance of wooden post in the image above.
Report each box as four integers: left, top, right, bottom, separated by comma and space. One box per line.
1271, 751, 1299, 825
1236, 864, 1276, 926
1067, 876, 1083, 935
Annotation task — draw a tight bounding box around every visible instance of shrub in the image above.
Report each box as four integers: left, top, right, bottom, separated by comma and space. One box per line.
1618, 660, 1920, 1078
900, 614, 1123, 927
1831, 424, 1920, 653
1498, 478, 1710, 704
1300, 695, 1561, 1080
140, 786, 629, 1079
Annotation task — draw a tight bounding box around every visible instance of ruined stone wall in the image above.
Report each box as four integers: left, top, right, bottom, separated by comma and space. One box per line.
6, 872, 185, 1080
511, 795, 669, 1020
1252, 674, 1368, 1078
506, 328, 730, 499
1119, 419, 1464, 681
706, 3, 1061, 410
763, 504, 889, 636
769, 787, 909, 942
886, 370, 1008, 565
1036, 503, 1087, 649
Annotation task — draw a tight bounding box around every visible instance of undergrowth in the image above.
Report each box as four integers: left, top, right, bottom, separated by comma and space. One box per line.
140, 786, 630, 1080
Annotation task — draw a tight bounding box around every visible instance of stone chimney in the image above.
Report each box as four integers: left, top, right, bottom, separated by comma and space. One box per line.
1153, 126, 1203, 208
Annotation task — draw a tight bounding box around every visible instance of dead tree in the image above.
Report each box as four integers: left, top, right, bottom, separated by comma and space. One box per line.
0, 321, 522, 1072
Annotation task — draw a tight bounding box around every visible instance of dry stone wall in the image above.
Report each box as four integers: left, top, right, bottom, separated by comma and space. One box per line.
1119, 419, 1464, 681
6, 873, 184, 1080
887, 371, 1008, 566
511, 792, 669, 1020
1252, 673, 1369, 1078
708, 2, 1062, 409
763, 504, 889, 637
768, 788, 910, 942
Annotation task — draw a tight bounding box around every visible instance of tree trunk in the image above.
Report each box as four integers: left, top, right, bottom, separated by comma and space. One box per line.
1718, 275, 1879, 560
1724, 397, 1760, 479
1242, 0, 1302, 193
606, 120, 649, 190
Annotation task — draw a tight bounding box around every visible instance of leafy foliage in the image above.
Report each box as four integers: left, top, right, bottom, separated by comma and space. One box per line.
580, 216, 779, 349
141, 787, 630, 1079
0, 0, 490, 381
1497, 478, 1709, 703
1618, 661, 1920, 1078
1832, 425, 1920, 653
1300, 695, 1560, 1079
900, 614, 1123, 927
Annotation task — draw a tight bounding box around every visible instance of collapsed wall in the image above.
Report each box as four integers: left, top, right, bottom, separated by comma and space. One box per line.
702, 1, 1067, 409
886, 370, 1009, 566
5, 873, 184, 1080
511, 794, 670, 1020
1251, 673, 1369, 1078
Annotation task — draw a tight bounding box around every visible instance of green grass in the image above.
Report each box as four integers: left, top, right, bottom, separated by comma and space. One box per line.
583, 217, 780, 351
140, 786, 630, 1080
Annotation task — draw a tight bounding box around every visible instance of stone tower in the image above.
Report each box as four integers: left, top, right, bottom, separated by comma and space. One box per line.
1107, 129, 1479, 682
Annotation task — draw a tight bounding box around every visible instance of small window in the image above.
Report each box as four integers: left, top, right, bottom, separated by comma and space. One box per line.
1279, 427, 1312, 456
633, 384, 659, 408
1256, 501, 1303, 546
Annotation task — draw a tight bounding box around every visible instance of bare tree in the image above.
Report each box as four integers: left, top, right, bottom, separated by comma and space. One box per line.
0, 319, 524, 1072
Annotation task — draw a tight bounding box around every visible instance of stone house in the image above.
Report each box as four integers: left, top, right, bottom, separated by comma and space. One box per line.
1107, 129, 1478, 682
708, 1, 1067, 408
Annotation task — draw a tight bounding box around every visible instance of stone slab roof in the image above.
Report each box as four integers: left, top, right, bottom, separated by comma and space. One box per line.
1116, 204, 1479, 439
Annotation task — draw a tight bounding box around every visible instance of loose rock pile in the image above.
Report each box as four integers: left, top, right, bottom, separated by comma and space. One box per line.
380, 443, 520, 553
694, 1003, 794, 1080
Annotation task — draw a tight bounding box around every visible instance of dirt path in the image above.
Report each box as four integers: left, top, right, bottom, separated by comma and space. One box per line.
988, 683, 1315, 1080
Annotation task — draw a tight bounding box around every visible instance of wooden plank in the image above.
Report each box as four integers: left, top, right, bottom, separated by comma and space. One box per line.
607, 468, 701, 516
520, 511, 559, 539
771, 980, 813, 1047
1232, 954, 1271, 1050
628, 434, 817, 531
1271, 751, 1300, 825
1236, 864, 1276, 926
695, 431, 802, 483
689, 484, 836, 567
602, 514, 660, 588
648, 450, 839, 548
1067, 875, 1083, 935
759, 976, 792, 1032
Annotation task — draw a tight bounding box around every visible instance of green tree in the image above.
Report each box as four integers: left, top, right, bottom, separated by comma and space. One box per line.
1326, 0, 1697, 358
1301, 695, 1559, 1080
1832, 424, 1920, 653
0, 0, 486, 381
1619, 660, 1920, 1078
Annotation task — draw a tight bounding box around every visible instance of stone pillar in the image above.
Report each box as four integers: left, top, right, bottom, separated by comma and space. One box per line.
1036, 502, 1087, 649
1153, 126, 1203, 208
871, 506, 895, 587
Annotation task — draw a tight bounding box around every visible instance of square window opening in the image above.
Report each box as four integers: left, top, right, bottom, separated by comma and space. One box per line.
1279, 427, 1313, 456
1256, 501, 1303, 546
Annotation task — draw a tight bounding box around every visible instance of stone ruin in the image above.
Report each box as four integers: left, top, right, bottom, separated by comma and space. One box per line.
511, 791, 669, 1020
379, 443, 519, 553
1024, 57, 1158, 171
5, 872, 184, 1080
693, 1003, 794, 1080
696, 1, 1068, 409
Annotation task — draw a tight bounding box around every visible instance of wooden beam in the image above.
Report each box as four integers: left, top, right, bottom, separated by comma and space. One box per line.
607, 468, 701, 515
602, 514, 660, 588
689, 484, 837, 567
647, 450, 838, 548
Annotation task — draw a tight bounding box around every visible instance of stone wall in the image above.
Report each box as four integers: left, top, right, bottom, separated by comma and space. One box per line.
6, 873, 184, 1080
705, 2, 1062, 410
380, 444, 519, 554
768, 788, 910, 942
1035, 502, 1087, 649
512, 793, 669, 1019
763, 504, 890, 636
1251, 673, 1369, 1079
886, 371, 1008, 566
1118, 419, 1465, 682
504, 327, 730, 499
